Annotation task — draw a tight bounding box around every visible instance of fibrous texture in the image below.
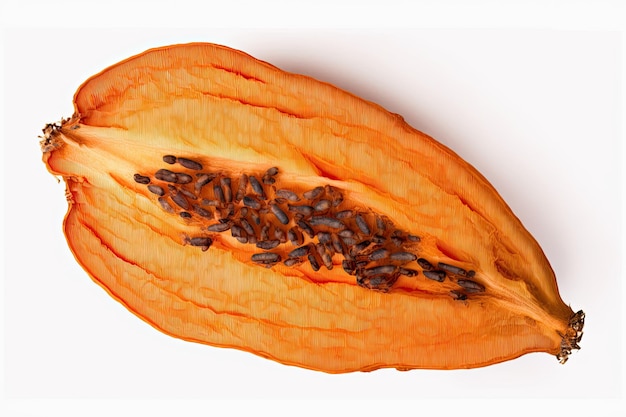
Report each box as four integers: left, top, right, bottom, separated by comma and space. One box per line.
40, 43, 583, 373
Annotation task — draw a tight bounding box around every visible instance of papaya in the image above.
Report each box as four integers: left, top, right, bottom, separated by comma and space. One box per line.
40, 42, 583, 372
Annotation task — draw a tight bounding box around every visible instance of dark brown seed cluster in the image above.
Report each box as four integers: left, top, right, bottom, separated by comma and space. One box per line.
133, 155, 484, 297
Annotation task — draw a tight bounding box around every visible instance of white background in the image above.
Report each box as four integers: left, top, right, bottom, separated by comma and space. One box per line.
2, 1, 624, 416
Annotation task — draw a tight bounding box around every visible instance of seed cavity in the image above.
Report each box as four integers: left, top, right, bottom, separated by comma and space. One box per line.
140, 162, 456, 294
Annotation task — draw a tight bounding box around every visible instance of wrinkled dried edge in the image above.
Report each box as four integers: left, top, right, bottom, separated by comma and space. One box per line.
557, 310, 585, 364
40, 114, 80, 153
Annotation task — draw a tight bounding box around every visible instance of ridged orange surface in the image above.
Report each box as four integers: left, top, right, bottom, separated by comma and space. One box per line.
40, 43, 583, 372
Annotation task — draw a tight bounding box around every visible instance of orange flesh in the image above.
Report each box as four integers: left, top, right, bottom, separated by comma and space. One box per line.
41, 43, 582, 372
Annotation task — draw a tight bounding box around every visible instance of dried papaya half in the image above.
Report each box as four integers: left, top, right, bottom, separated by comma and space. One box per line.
40, 43, 583, 372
